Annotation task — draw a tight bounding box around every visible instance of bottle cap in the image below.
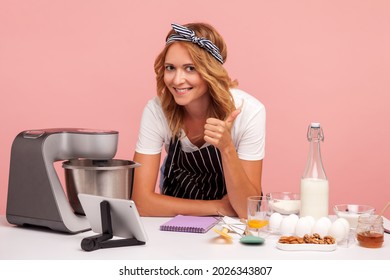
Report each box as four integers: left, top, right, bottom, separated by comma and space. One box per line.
310, 122, 320, 128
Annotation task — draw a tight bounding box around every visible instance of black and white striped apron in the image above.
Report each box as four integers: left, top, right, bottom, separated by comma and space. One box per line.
162, 137, 226, 200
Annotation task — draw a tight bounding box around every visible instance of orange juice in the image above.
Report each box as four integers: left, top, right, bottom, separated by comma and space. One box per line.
248, 219, 268, 229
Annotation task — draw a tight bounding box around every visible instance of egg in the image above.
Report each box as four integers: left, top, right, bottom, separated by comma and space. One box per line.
312, 217, 332, 237
288, 214, 299, 224
295, 217, 313, 237
317, 216, 332, 228
337, 217, 350, 237
269, 212, 283, 232
304, 216, 316, 229
280, 216, 297, 236
328, 219, 347, 242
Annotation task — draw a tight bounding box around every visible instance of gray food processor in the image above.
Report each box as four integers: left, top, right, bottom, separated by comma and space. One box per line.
6, 128, 119, 233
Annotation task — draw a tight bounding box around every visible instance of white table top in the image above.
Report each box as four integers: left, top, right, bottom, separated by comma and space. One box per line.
0, 216, 389, 260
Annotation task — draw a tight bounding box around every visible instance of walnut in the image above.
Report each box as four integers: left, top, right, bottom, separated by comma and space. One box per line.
312, 233, 321, 239
278, 233, 336, 245
324, 235, 336, 244
278, 236, 290, 244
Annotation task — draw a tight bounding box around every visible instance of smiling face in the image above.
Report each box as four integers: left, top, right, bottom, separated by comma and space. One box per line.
163, 43, 210, 112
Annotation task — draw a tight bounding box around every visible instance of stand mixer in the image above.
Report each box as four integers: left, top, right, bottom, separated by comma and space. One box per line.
6, 128, 118, 233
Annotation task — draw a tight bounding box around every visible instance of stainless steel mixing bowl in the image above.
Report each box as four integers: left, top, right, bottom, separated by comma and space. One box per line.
63, 159, 140, 215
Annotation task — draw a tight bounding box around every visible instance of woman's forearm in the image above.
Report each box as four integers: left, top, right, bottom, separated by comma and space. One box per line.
220, 143, 262, 218
133, 191, 235, 217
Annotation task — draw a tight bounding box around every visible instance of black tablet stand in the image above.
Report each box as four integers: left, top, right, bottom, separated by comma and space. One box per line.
81, 200, 145, 251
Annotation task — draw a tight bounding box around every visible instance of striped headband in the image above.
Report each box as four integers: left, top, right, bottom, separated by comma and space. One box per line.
166, 23, 224, 64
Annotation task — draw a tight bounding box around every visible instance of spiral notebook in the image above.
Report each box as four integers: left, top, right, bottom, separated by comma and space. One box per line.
160, 215, 219, 233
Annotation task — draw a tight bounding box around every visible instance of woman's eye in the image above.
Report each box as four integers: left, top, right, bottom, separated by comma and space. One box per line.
186, 66, 196, 72
165, 65, 174, 71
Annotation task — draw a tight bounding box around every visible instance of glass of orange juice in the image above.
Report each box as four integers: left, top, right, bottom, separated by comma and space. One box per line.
247, 196, 269, 237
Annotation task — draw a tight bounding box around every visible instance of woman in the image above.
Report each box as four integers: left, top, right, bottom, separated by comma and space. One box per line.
132, 23, 265, 218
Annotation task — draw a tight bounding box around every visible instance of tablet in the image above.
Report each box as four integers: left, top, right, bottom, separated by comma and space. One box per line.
78, 194, 148, 242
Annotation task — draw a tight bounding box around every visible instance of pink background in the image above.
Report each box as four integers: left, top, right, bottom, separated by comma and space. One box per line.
1, 0, 389, 218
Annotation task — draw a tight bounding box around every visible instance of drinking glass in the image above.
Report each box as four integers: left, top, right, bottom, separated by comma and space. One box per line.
247, 196, 269, 237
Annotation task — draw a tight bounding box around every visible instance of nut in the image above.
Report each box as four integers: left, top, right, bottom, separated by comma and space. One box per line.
278, 233, 336, 245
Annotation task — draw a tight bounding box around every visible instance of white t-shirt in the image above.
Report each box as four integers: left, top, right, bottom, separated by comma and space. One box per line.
135, 88, 266, 161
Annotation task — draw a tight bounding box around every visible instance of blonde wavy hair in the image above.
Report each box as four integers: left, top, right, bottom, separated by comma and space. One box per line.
154, 22, 238, 137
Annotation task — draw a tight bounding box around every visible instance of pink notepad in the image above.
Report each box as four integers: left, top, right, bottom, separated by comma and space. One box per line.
160, 215, 219, 233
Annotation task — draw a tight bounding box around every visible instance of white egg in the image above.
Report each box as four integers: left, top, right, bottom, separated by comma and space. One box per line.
328, 219, 347, 242
304, 216, 316, 229
288, 214, 299, 224
317, 216, 332, 228
312, 217, 332, 237
329, 218, 351, 242
280, 216, 297, 236
295, 217, 313, 237
269, 212, 283, 232
334, 218, 350, 239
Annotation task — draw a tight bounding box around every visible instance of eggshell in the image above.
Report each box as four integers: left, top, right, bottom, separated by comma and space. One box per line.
304, 216, 316, 229
295, 217, 313, 237
280, 216, 297, 236
288, 214, 299, 224
328, 219, 347, 242
269, 212, 283, 231
317, 217, 332, 228
334, 218, 350, 239
312, 217, 331, 237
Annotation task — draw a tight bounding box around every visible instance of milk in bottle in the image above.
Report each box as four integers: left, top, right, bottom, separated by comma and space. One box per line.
300, 123, 329, 220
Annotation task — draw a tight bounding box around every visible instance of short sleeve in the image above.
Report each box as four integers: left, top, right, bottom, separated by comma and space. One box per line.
231, 89, 266, 161
135, 98, 169, 154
